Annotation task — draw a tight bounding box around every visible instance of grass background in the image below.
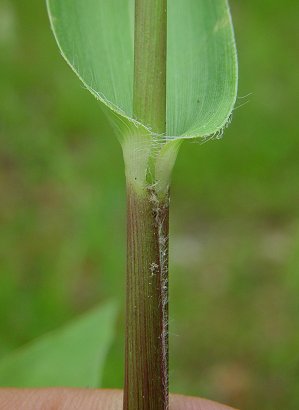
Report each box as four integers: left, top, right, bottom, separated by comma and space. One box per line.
0, 0, 299, 408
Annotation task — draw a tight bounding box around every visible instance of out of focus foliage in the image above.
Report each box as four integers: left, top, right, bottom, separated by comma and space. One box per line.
0, 0, 298, 408
0, 302, 116, 387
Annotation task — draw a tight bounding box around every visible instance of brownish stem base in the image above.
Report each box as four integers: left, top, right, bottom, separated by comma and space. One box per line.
123, 186, 169, 410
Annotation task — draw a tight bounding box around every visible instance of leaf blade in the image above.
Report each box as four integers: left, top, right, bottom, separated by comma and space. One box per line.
46, 0, 134, 119
47, 0, 238, 140
0, 301, 117, 388
167, 0, 238, 138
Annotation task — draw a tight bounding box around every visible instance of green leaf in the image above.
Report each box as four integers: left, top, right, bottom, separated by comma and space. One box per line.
167, 0, 238, 138
0, 301, 117, 387
47, 0, 237, 140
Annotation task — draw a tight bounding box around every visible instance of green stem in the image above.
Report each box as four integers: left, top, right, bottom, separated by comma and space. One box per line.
133, 0, 167, 134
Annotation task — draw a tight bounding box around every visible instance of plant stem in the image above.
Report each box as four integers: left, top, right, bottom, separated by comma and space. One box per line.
124, 186, 169, 410
133, 0, 167, 134
123, 1, 168, 408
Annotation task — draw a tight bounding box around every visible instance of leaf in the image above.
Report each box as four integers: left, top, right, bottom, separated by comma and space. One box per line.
167, 0, 238, 138
47, 0, 237, 140
0, 301, 117, 388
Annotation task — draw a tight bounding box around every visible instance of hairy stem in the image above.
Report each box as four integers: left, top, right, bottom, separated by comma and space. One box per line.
124, 186, 169, 410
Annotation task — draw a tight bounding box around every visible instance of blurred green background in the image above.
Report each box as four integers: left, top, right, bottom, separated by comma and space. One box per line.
0, 0, 299, 408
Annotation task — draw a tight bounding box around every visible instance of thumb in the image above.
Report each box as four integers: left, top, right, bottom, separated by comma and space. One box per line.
0, 388, 237, 410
